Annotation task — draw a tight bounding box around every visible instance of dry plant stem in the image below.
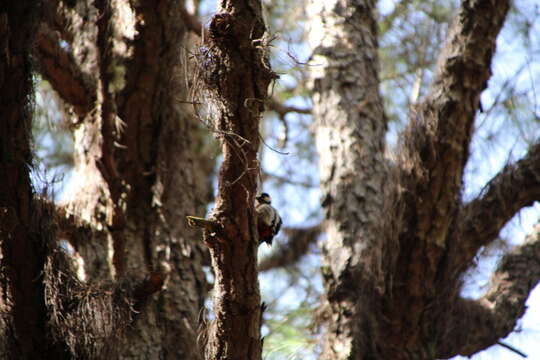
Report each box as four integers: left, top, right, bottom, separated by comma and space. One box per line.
201, 0, 274, 359
267, 98, 312, 116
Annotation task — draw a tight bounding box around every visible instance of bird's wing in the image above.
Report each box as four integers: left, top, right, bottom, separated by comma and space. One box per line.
256, 204, 275, 226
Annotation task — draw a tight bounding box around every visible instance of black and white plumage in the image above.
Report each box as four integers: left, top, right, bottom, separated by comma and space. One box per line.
255, 193, 282, 246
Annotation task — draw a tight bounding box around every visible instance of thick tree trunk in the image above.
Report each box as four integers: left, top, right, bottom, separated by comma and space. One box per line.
0, 2, 69, 359
32, 1, 211, 359
308, 0, 388, 358
308, 0, 527, 359
5, 0, 539, 359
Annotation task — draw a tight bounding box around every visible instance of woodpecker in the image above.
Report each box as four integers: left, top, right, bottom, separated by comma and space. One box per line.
256, 193, 282, 246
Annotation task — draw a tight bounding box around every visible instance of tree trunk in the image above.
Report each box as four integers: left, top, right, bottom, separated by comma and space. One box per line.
56, 1, 209, 358
308, 0, 388, 358
0, 2, 69, 358
197, 0, 275, 358
307, 0, 528, 359
1, 1, 212, 359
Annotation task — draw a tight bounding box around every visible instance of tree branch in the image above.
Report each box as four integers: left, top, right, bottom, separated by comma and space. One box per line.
267, 98, 311, 116
436, 221, 540, 358
456, 142, 540, 266
36, 197, 97, 237
384, 2, 512, 354
496, 341, 528, 358
262, 171, 317, 188
258, 224, 321, 272
265, 98, 311, 147
36, 24, 96, 116
399, 0, 511, 248
197, 0, 276, 358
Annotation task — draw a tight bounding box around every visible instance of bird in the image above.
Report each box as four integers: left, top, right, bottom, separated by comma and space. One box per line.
255, 193, 282, 246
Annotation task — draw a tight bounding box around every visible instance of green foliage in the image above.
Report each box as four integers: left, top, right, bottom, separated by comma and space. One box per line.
263, 305, 317, 360
260, 259, 322, 360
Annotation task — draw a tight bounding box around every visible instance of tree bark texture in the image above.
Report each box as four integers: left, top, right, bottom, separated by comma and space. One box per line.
1, 0, 212, 359
3, 0, 540, 359
308, 0, 389, 358
308, 0, 540, 359
0, 2, 69, 359
196, 0, 275, 359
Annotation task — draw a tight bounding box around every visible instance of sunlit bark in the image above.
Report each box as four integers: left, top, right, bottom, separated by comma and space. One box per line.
307, 0, 539, 359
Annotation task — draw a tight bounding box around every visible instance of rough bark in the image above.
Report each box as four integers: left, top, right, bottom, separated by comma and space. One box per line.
307, 0, 531, 359
110, 3, 209, 357
0, 2, 69, 358
31, 0, 210, 359
308, 0, 388, 358
196, 0, 275, 359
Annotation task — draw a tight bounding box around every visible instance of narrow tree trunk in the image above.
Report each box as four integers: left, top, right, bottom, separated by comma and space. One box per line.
197, 1, 275, 359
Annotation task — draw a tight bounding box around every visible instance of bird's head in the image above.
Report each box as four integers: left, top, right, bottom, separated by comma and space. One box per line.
256, 192, 272, 204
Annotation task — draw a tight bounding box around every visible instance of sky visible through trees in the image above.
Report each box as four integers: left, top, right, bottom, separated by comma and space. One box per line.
30, 0, 540, 359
